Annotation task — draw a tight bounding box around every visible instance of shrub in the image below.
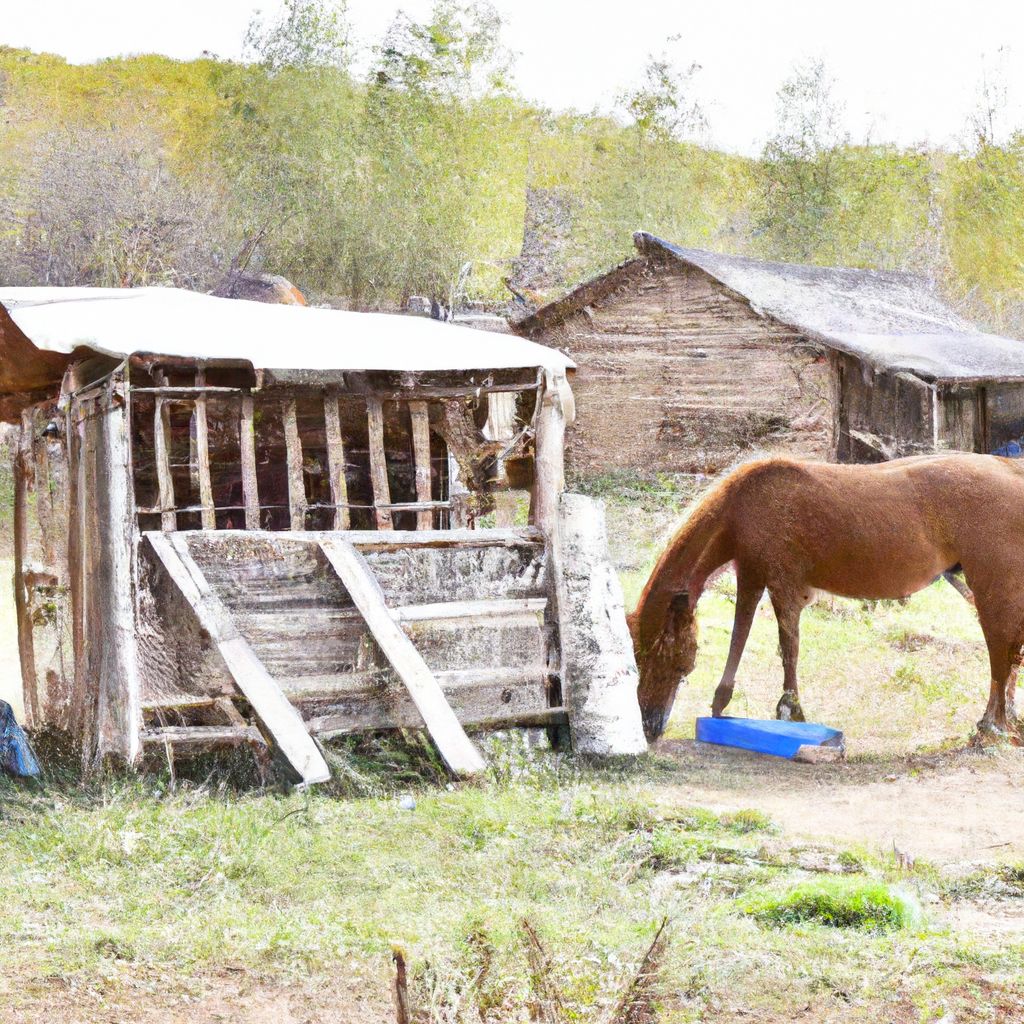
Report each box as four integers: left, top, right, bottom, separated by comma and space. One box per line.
742, 878, 918, 932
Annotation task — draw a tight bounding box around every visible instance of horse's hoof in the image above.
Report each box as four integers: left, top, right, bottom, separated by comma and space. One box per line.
776, 694, 806, 723
974, 720, 1021, 746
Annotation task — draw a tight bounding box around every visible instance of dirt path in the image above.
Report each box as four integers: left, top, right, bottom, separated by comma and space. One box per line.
654, 739, 1024, 865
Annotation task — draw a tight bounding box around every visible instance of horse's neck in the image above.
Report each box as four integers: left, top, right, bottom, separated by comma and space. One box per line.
633, 494, 730, 630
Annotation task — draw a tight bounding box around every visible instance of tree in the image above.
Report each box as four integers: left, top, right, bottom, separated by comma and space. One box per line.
758, 60, 849, 262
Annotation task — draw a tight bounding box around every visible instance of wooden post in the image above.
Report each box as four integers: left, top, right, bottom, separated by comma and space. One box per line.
366, 396, 393, 530
323, 392, 350, 530
154, 392, 176, 532
529, 373, 568, 537
282, 398, 307, 532
13, 411, 38, 726
409, 401, 433, 530
194, 366, 215, 530
239, 394, 260, 530
318, 537, 485, 777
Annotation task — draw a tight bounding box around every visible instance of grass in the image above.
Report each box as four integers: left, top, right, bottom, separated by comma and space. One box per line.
742, 877, 921, 932
0, 468, 1023, 1020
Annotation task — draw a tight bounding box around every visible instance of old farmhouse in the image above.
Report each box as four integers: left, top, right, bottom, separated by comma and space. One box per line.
512, 232, 1024, 475
0, 287, 646, 782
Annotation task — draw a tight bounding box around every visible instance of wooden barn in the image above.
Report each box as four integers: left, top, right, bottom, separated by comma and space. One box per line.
0, 286, 646, 783
512, 232, 1024, 475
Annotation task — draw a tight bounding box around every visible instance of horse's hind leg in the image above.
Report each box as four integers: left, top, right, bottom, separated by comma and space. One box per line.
711, 570, 764, 717
770, 590, 806, 722
977, 635, 1020, 739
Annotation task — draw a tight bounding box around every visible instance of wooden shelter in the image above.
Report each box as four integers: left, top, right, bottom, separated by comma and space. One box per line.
1, 286, 646, 782
513, 233, 1024, 474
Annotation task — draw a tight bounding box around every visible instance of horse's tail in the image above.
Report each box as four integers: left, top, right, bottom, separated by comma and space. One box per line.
629, 476, 735, 739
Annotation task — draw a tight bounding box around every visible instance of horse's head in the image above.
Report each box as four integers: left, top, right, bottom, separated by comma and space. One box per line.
628, 591, 698, 741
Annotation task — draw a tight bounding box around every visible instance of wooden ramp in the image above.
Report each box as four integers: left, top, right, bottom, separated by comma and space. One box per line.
147, 532, 331, 786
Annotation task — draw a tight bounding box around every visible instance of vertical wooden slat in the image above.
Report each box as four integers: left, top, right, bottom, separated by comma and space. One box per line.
154, 393, 176, 532
13, 410, 38, 727
323, 392, 350, 530
194, 366, 216, 529
409, 400, 433, 530
239, 394, 260, 530
366, 396, 393, 530
282, 398, 307, 532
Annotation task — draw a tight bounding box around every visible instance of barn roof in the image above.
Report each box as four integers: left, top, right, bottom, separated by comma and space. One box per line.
0, 285, 574, 387
515, 232, 1024, 384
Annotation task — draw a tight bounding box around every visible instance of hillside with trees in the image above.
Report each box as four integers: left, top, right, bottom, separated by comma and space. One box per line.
0, 0, 1021, 334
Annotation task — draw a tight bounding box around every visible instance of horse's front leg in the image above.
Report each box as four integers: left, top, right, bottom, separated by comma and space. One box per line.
711, 571, 764, 717
770, 589, 807, 722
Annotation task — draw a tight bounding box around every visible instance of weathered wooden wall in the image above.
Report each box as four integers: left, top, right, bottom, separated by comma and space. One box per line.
139, 530, 555, 737
520, 257, 832, 476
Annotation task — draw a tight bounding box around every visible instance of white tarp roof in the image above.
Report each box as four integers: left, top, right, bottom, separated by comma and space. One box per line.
0, 286, 574, 373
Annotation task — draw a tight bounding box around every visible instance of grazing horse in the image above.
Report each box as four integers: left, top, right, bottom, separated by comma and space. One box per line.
627, 453, 1024, 741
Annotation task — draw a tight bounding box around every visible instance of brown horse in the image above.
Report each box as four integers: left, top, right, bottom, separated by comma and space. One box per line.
627, 453, 1024, 741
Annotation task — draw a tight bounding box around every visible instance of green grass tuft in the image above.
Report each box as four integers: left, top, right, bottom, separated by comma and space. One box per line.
742, 877, 919, 932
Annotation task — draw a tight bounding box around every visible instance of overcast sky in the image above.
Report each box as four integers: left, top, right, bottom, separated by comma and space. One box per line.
4, 0, 1023, 155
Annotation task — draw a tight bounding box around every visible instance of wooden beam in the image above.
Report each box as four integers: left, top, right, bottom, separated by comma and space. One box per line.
12, 412, 38, 727
323, 392, 350, 530
239, 394, 260, 530
154, 393, 177, 531
282, 398, 307, 532
309, 706, 568, 739
529, 373, 567, 536
392, 597, 547, 623
194, 366, 216, 529
408, 400, 433, 530
147, 532, 330, 785
318, 537, 485, 777
366, 397, 393, 530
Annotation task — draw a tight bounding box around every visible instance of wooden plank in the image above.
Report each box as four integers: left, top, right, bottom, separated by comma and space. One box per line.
239, 394, 260, 530
147, 532, 330, 785
392, 597, 547, 622
318, 537, 485, 776
194, 367, 216, 529
309, 706, 567, 739
141, 725, 265, 750
154, 394, 177, 531
365, 396, 393, 530
323, 392, 350, 530
282, 398, 307, 531
408, 400, 433, 530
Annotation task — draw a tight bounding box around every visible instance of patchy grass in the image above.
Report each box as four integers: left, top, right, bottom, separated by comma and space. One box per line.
742, 877, 921, 932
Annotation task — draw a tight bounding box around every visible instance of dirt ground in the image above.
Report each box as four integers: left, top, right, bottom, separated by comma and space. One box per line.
1, 969, 394, 1024
654, 739, 1024, 867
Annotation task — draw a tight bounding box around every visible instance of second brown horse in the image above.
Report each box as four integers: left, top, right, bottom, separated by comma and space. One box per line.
627, 453, 1024, 741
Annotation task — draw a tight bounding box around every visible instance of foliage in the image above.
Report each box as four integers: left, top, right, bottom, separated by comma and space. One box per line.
742, 877, 919, 932
1, 20, 1024, 331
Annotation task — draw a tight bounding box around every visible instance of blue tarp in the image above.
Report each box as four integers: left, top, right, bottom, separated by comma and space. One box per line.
696, 717, 844, 759
0, 700, 40, 778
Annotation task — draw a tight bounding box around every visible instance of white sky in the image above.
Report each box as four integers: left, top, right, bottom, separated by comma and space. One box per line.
3, 0, 1023, 155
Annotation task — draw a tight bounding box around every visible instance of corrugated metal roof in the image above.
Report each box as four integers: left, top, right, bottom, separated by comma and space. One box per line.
0, 286, 574, 374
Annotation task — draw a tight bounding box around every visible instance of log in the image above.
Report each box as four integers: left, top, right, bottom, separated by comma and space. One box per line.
239, 394, 260, 530
282, 398, 307, 531
553, 493, 647, 756
193, 367, 216, 529
318, 537, 485, 776
408, 400, 433, 529
323, 392, 350, 530
366, 397, 393, 530
12, 413, 38, 726
147, 532, 330, 785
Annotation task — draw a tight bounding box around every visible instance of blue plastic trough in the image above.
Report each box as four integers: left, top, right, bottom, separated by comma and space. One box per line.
695, 717, 844, 759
